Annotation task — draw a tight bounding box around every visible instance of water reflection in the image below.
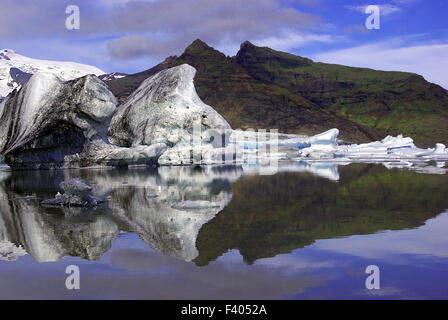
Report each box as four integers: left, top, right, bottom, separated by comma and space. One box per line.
0, 166, 240, 262
0, 162, 447, 266
195, 163, 448, 265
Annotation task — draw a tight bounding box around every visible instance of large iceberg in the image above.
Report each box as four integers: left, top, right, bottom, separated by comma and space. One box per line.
109, 64, 231, 148
0, 72, 117, 168
0, 73, 167, 169
0, 65, 238, 169
108, 64, 237, 166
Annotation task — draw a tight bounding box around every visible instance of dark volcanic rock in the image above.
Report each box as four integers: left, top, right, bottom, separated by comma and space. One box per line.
9, 67, 33, 87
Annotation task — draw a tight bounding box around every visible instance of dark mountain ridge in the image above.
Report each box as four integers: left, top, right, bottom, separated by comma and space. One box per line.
107, 39, 448, 146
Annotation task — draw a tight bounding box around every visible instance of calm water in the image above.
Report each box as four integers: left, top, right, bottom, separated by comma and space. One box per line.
0, 162, 448, 299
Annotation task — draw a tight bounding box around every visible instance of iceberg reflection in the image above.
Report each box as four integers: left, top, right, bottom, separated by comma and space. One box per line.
0, 166, 239, 262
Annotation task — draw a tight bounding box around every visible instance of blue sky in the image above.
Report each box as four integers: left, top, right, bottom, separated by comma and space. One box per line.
0, 0, 447, 88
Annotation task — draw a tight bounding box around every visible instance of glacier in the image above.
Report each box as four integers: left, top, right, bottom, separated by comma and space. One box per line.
0, 48, 105, 100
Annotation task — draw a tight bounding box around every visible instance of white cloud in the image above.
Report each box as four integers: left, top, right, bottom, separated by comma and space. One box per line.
104, 0, 320, 60
3, 37, 162, 74
346, 4, 402, 16
312, 40, 448, 89
211, 31, 334, 57
253, 31, 334, 52
393, 0, 420, 4
313, 211, 448, 262
97, 0, 157, 6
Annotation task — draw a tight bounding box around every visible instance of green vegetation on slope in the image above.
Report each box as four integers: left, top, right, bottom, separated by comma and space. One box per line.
108, 56, 177, 104
107, 39, 448, 146
236, 41, 448, 147
170, 40, 381, 142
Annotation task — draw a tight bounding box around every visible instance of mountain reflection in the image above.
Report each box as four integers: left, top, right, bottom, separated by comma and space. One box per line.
0, 162, 448, 265
195, 163, 448, 265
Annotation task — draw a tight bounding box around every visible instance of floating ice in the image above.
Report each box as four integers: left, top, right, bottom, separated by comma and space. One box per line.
275, 131, 448, 163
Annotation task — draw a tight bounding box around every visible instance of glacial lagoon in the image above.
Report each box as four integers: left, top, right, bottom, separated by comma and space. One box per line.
1, 162, 448, 299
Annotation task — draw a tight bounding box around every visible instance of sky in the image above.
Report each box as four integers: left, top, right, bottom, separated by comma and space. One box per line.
0, 0, 447, 88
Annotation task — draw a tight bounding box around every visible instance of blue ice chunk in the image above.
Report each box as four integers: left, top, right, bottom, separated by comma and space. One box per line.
387, 145, 412, 151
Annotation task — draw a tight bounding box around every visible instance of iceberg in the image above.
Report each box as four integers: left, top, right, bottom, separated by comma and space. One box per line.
0, 72, 168, 169
264, 131, 448, 163
109, 64, 231, 148
0, 65, 235, 169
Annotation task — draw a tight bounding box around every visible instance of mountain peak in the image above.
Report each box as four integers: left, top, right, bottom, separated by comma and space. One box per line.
236, 40, 313, 68
240, 41, 256, 50
187, 39, 211, 50
179, 39, 226, 62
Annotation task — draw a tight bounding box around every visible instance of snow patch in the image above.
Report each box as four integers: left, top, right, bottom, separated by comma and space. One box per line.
0, 240, 27, 261
0, 48, 104, 98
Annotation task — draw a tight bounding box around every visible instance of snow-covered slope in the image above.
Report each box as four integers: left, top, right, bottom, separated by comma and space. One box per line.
0, 49, 104, 100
